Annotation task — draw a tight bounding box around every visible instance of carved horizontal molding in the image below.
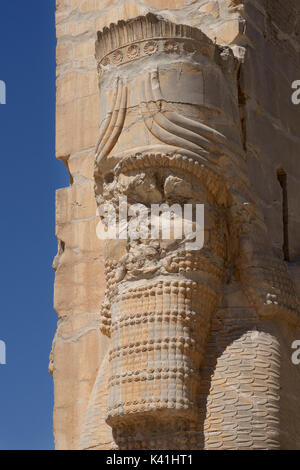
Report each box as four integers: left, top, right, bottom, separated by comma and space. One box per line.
108, 337, 204, 362
108, 308, 212, 335
108, 365, 199, 385
96, 13, 214, 72
97, 37, 214, 74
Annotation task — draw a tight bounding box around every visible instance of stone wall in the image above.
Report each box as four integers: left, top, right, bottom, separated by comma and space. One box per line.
239, 0, 300, 449
239, 0, 300, 261
52, 0, 300, 449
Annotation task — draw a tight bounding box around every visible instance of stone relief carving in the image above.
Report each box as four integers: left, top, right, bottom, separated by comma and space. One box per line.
84, 13, 300, 450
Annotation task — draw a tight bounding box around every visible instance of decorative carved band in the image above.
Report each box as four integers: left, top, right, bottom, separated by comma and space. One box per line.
106, 280, 220, 427
96, 13, 214, 73
97, 37, 213, 74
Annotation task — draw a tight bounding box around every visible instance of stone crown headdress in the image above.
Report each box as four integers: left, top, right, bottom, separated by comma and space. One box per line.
95, 13, 215, 70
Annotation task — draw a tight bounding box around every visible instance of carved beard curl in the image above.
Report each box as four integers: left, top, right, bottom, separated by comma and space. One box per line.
96, 154, 229, 449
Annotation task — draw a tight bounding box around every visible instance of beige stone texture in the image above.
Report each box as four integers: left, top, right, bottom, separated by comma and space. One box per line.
52, 0, 300, 450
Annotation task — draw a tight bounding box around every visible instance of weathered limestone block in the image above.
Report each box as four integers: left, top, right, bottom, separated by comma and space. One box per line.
51, 314, 108, 449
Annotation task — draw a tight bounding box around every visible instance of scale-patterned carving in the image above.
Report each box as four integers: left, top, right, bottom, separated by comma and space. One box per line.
199, 309, 281, 450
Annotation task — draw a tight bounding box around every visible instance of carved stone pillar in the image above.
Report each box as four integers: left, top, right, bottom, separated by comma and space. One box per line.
93, 13, 300, 450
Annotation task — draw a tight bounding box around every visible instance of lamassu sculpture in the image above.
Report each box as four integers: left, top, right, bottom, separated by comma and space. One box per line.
81, 13, 299, 450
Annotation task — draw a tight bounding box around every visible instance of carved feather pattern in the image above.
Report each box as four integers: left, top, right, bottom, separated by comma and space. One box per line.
95, 78, 128, 166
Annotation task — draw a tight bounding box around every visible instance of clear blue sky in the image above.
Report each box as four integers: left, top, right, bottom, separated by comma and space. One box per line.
0, 1, 69, 449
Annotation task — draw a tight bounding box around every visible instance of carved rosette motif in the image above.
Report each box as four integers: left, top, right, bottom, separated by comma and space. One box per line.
95, 13, 214, 77
97, 37, 208, 69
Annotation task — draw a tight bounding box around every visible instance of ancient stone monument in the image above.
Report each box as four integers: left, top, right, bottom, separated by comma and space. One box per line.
51, 0, 300, 450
